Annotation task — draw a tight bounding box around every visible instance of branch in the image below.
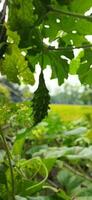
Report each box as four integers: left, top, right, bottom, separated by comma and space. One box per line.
49, 6, 92, 20
63, 162, 92, 182
0, 0, 7, 23
48, 44, 92, 51
23, 43, 92, 54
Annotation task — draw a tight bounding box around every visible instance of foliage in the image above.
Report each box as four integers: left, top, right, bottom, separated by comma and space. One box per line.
0, 100, 92, 200
1, 0, 92, 85
0, 0, 92, 200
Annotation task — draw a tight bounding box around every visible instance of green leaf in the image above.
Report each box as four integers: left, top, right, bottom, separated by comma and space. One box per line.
82, 69, 92, 84
0, 44, 34, 84
57, 190, 71, 200
12, 128, 27, 155
70, 0, 92, 13
43, 158, 56, 173
67, 146, 92, 160
62, 33, 87, 46
64, 127, 87, 136
8, 0, 36, 48
75, 19, 92, 35
33, 146, 82, 158
42, 12, 62, 40
70, 51, 84, 74
77, 49, 92, 84
58, 16, 76, 33
57, 169, 83, 197
76, 183, 92, 197
33, 145, 92, 161
42, 51, 69, 85
0, 45, 19, 83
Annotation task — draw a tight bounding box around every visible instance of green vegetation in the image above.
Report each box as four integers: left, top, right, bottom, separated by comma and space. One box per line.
0, 0, 92, 200
1, 101, 92, 200
51, 104, 92, 121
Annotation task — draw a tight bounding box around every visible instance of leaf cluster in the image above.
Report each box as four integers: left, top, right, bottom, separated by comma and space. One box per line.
0, 0, 92, 85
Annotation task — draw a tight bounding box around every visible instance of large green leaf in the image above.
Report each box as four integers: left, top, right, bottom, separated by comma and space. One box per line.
57, 169, 83, 196
0, 44, 34, 84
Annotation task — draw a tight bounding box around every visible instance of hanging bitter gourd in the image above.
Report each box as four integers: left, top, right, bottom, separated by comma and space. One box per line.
31, 70, 50, 125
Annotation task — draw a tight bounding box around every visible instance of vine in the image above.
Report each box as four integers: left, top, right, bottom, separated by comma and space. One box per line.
0, 128, 15, 200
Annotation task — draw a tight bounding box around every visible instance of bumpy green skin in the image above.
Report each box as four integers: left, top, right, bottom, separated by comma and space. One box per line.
32, 71, 50, 125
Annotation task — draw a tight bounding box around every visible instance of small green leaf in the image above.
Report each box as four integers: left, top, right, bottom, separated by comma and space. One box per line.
70, 51, 84, 74
12, 128, 27, 155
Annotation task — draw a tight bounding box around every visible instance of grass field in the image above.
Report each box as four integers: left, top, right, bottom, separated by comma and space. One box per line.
50, 104, 92, 121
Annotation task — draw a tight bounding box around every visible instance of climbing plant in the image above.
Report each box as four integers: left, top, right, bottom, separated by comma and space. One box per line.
0, 0, 92, 121
0, 1, 92, 200
0, 0, 92, 86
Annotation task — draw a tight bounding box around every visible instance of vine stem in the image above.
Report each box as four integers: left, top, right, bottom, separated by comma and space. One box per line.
49, 6, 92, 20
63, 162, 92, 182
48, 44, 92, 51
22, 44, 92, 54
0, 129, 15, 200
